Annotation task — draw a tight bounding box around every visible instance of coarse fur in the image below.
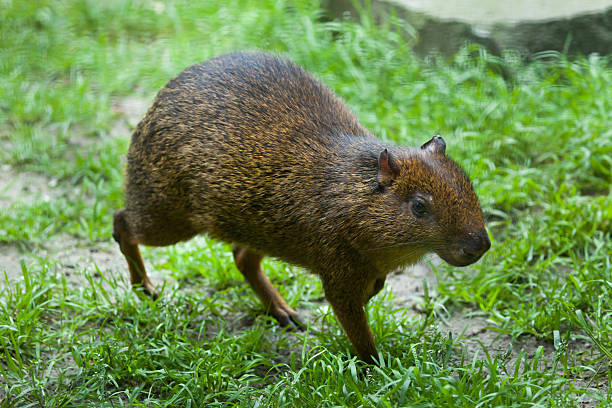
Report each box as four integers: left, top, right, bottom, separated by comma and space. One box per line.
113, 52, 490, 364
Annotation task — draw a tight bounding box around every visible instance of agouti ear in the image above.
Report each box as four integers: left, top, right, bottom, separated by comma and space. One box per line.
378, 148, 400, 187
421, 135, 446, 155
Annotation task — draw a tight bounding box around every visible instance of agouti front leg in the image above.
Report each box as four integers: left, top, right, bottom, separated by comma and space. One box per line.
232, 245, 302, 328
323, 277, 378, 365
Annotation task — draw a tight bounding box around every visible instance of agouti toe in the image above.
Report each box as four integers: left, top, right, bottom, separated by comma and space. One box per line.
271, 306, 304, 331
288, 315, 306, 331
139, 279, 159, 300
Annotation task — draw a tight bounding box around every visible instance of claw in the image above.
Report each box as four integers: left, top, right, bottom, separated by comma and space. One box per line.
272, 306, 305, 331
284, 314, 305, 331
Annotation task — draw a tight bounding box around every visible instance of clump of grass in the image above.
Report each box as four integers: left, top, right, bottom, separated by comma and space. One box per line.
2, 262, 585, 406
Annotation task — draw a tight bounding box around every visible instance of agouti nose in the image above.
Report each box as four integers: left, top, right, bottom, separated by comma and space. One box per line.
460, 230, 491, 260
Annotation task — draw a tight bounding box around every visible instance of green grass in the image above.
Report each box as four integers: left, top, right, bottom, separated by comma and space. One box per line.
1, 0, 611, 406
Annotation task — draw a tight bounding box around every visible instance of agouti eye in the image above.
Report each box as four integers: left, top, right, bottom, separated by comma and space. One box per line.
410, 199, 429, 218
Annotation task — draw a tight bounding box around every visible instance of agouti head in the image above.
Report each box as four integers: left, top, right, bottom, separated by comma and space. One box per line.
370, 135, 490, 270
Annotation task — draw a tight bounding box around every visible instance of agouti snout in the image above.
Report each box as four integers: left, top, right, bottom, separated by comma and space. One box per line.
113, 52, 490, 364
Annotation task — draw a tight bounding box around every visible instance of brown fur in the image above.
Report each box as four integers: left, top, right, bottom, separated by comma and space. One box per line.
113, 52, 490, 364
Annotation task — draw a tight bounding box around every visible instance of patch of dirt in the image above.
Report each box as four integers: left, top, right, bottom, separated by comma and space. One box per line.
112, 96, 152, 126
46, 237, 131, 288
0, 165, 63, 282
0, 96, 152, 285
109, 95, 152, 139
0, 244, 23, 283
0, 163, 116, 285
388, 264, 519, 359
39, 234, 172, 299
0, 164, 61, 211
0, 237, 126, 291
386, 259, 439, 310
60, 96, 151, 152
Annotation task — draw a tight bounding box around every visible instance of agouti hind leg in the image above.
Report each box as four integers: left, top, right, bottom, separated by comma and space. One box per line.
113, 209, 157, 298
232, 245, 303, 329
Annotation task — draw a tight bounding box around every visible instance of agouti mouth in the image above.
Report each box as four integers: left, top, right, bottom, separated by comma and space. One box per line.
440, 230, 491, 267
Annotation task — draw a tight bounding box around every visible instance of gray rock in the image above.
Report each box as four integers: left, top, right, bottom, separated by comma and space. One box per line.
322, 0, 612, 57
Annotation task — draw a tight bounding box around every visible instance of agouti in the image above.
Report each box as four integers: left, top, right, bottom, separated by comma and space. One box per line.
113, 52, 490, 365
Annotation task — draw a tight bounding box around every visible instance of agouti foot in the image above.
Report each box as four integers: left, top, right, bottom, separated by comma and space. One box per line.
134, 279, 159, 300
146, 288, 160, 301
272, 306, 305, 331
350, 352, 378, 368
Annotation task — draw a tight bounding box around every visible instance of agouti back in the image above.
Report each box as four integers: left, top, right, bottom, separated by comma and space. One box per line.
113, 52, 490, 364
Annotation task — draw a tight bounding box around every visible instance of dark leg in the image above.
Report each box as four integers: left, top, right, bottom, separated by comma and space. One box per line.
113, 209, 157, 298
232, 245, 302, 328
323, 278, 378, 365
